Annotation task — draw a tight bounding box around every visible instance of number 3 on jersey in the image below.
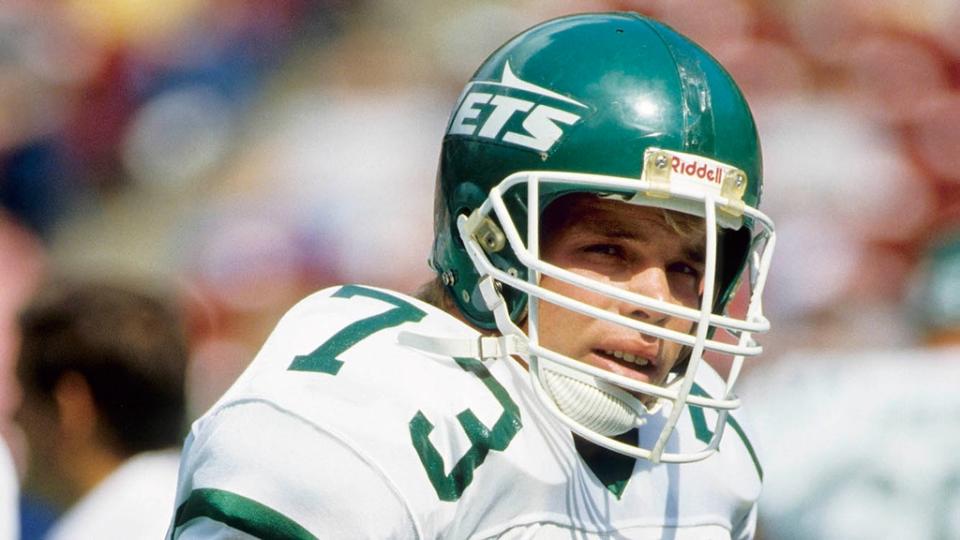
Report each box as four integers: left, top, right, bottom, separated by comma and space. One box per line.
410, 357, 522, 502
288, 285, 522, 502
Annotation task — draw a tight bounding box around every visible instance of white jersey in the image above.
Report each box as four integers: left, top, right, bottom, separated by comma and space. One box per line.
170, 285, 762, 539
0, 438, 17, 540
48, 449, 181, 540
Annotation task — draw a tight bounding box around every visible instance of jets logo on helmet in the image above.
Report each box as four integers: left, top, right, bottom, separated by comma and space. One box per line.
447, 62, 587, 153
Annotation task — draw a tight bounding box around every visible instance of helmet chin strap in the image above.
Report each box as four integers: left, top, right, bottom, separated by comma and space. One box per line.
477, 276, 526, 340
394, 275, 529, 362
539, 363, 658, 436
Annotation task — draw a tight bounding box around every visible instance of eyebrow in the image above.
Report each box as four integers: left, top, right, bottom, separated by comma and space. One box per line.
583, 220, 649, 240
575, 218, 707, 265
683, 244, 706, 265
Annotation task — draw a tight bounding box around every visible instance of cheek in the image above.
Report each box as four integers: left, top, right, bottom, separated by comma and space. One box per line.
17, 405, 57, 456
667, 275, 703, 308
535, 275, 605, 347
537, 275, 592, 322
537, 273, 614, 330
539, 270, 610, 305
665, 315, 695, 335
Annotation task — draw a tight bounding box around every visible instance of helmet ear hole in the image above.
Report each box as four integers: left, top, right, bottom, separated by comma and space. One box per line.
451, 207, 471, 249
715, 227, 752, 312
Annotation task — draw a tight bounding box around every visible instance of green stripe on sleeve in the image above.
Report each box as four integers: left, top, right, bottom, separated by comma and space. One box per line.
173, 488, 317, 540
725, 414, 764, 482
690, 383, 764, 481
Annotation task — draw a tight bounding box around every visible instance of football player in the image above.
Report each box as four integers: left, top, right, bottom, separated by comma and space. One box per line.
909, 230, 960, 347
169, 12, 776, 539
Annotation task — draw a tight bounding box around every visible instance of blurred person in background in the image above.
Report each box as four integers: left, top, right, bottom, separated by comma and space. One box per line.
168, 12, 775, 539
743, 228, 960, 540
14, 280, 188, 540
0, 214, 44, 540
908, 230, 960, 349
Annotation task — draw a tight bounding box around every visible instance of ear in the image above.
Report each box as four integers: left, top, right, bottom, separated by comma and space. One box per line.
53, 372, 98, 443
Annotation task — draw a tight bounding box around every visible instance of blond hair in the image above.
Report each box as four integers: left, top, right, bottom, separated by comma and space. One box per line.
661, 207, 707, 240
413, 277, 454, 310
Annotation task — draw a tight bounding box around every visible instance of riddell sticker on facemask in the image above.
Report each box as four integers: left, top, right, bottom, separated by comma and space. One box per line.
671, 155, 725, 185
643, 148, 747, 202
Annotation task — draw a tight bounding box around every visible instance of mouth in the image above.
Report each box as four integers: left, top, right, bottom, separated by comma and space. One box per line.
589, 348, 658, 383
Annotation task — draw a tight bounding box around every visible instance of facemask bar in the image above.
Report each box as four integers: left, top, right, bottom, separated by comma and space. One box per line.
457, 169, 776, 463
720, 231, 775, 404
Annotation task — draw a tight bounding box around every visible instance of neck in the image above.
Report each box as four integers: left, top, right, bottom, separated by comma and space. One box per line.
58, 440, 126, 507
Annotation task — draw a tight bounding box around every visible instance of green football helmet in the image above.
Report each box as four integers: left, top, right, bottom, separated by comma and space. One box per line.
428, 12, 776, 463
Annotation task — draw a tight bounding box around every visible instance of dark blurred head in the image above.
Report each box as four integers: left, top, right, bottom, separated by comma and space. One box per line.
16, 280, 188, 456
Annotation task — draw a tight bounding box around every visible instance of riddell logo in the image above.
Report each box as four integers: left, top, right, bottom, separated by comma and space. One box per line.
447, 62, 587, 152
672, 156, 724, 185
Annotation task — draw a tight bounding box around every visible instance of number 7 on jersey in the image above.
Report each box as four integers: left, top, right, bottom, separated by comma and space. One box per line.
288, 285, 427, 375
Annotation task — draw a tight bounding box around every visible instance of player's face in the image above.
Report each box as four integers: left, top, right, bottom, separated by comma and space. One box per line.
536, 195, 706, 394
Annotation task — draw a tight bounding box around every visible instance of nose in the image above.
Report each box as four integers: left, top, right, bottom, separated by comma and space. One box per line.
618, 266, 672, 325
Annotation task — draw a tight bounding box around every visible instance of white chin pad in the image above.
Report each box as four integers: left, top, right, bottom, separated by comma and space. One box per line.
540, 363, 651, 436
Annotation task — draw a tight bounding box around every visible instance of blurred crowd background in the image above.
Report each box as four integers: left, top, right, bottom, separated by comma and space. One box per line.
1, 0, 959, 538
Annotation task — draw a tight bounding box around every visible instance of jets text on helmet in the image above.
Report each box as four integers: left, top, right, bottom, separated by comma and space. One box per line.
447, 62, 587, 153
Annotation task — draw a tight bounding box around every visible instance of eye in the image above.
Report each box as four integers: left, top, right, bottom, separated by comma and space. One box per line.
667, 262, 702, 280
582, 244, 624, 258
666, 262, 703, 302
